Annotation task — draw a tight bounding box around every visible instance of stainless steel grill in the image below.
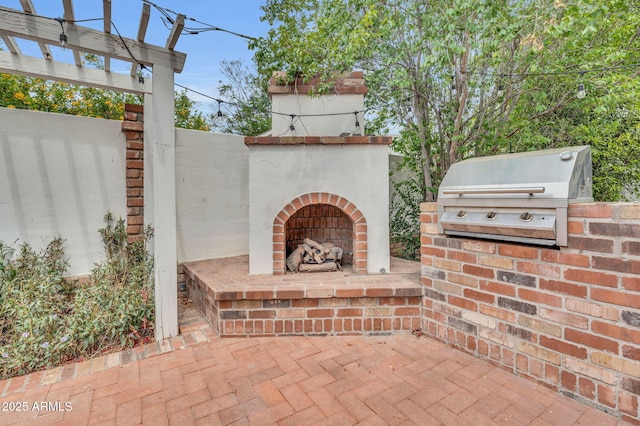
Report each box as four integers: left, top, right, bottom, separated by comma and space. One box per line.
437, 146, 593, 246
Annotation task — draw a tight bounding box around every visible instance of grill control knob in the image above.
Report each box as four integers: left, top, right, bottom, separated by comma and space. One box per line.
520, 212, 533, 222
560, 151, 574, 161
486, 211, 498, 220
456, 210, 467, 218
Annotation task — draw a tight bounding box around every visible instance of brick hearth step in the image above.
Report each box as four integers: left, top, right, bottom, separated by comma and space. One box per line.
183, 255, 422, 337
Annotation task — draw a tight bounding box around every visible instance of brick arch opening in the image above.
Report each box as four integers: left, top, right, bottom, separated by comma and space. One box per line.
273, 192, 367, 275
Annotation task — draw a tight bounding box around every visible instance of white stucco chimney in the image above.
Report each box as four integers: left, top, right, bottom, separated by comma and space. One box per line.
244, 71, 391, 276
268, 71, 368, 137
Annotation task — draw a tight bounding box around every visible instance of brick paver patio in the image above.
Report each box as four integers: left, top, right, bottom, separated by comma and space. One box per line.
0, 324, 628, 425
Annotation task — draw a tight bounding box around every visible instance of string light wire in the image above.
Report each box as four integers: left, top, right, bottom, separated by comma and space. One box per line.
4, 4, 638, 112
174, 82, 365, 118
2, 4, 638, 79
141, 0, 256, 41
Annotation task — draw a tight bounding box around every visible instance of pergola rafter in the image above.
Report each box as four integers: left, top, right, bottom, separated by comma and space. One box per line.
18, 0, 52, 60
0, 34, 20, 53
0, 0, 186, 341
0, 6, 186, 90
61, 0, 83, 66
132, 3, 150, 77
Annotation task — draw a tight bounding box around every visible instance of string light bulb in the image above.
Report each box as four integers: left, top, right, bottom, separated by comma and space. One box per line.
354, 111, 360, 128
216, 100, 223, 117
138, 75, 145, 90
55, 18, 67, 49
576, 71, 586, 99
497, 84, 504, 98
289, 114, 296, 132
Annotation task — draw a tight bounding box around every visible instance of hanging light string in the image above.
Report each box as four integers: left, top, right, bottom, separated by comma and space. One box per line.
141, 0, 256, 41
174, 82, 365, 119
476, 63, 640, 99
2, 5, 639, 79
53, 18, 67, 48
3, 5, 638, 104
472, 62, 640, 78
0, 5, 149, 79
110, 21, 149, 86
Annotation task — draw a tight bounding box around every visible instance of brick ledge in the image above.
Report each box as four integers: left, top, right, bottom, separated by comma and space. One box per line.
244, 135, 392, 146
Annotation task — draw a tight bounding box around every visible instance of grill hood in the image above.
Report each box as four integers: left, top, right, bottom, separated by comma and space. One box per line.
437, 146, 593, 246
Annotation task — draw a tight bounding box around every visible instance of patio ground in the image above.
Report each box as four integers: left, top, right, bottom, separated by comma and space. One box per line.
0, 302, 628, 426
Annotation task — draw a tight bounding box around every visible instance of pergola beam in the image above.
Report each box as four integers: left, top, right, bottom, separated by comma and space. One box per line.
132, 3, 151, 76
62, 0, 82, 66
102, 0, 111, 71
137, 3, 151, 42
0, 50, 149, 94
0, 6, 186, 72
18, 0, 52, 60
0, 35, 21, 54
165, 14, 184, 50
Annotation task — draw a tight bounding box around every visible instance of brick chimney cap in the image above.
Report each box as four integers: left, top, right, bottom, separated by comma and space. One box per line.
268, 71, 367, 96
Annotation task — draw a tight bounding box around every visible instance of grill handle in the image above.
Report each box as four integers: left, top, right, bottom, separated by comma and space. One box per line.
442, 187, 545, 195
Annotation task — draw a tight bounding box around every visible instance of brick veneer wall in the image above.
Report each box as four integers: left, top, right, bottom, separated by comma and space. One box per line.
273, 192, 368, 275
121, 104, 144, 243
182, 259, 423, 338
216, 295, 422, 337
420, 202, 640, 423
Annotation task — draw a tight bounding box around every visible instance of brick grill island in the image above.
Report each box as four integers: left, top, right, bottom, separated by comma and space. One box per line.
183, 72, 423, 337
420, 202, 640, 423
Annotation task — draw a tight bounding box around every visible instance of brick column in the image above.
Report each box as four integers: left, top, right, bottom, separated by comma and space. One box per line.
121, 104, 144, 242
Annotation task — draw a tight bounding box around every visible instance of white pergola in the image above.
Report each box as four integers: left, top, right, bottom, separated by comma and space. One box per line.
0, 0, 187, 341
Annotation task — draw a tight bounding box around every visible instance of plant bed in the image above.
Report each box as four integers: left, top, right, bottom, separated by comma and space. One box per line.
0, 213, 154, 380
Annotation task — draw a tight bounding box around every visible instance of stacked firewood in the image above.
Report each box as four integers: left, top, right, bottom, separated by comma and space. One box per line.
286, 238, 344, 272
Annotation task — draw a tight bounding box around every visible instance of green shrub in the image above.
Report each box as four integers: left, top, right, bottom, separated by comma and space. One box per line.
0, 213, 154, 379
389, 179, 422, 261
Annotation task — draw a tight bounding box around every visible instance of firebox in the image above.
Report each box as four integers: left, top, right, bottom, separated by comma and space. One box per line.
285, 204, 354, 266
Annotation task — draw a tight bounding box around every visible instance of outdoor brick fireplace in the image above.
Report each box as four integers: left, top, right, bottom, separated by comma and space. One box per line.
244, 72, 392, 275
180, 71, 421, 340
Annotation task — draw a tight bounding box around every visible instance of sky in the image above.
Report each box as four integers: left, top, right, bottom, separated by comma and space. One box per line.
0, 0, 272, 110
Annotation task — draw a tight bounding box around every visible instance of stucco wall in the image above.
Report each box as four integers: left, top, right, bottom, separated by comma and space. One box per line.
0, 108, 250, 275
175, 129, 249, 262
271, 93, 364, 137
248, 144, 390, 274
0, 107, 126, 276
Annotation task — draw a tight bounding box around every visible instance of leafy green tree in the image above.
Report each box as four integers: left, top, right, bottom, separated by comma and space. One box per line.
0, 73, 137, 119
210, 59, 271, 136
500, 0, 640, 201
254, 0, 548, 201
254, 0, 640, 203
254, 0, 640, 200
174, 89, 211, 131
254, 0, 640, 259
